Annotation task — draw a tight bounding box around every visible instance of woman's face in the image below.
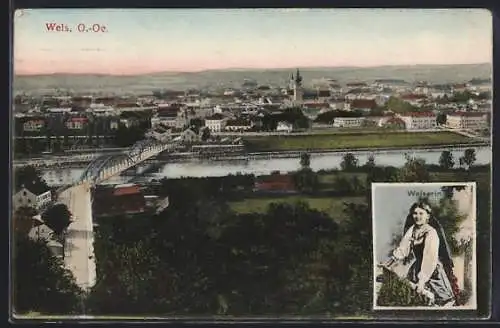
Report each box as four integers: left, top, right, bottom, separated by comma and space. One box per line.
413, 207, 430, 226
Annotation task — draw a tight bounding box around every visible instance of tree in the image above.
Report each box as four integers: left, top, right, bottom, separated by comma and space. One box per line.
364, 154, 376, 169
14, 166, 49, 193
13, 206, 39, 235
13, 233, 82, 315
436, 113, 447, 126
42, 204, 72, 236
397, 154, 430, 182
439, 151, 455, 170
340, 153, 359, 171
113, 124, 147, 147
300, 152, 311, 170
384, 96, 419, 113
293, 169, 319, 193
189, 118, 204, 134
201, 127, 211, 141
459, 149, 476, 170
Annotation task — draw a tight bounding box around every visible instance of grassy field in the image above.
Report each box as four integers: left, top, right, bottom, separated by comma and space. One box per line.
244, 131, 475, 152
229, 195, 366, 220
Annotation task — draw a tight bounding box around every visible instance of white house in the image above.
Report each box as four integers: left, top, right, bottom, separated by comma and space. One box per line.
46, 107, 72, 113
398, 112, 437, 130
205, 113, 227, 133
328, 99, 347, 110
333, 117, 366, 128
23, 119, 45, 132
151, 111, 178, 128
65, 117, 88, 130
276, 121, 293, 133
28, 219, 64, 259
225, 119, 254, 132
119, 118, 139, 128
87, 104, 115, 115
446, 112, 489, 130
13, 186, 52, 211
400, 94, 428, 107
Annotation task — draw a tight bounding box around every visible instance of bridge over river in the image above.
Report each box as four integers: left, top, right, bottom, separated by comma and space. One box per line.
53, 138, 174, 290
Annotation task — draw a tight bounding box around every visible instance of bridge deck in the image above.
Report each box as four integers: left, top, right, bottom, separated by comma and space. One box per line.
58, 184, 96, 291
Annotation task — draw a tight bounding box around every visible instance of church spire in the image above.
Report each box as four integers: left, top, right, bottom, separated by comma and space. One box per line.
295, 68, 302, 85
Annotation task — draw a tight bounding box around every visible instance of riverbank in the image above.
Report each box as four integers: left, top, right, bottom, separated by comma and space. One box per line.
243, 131, 480, 152
207, 142, 488, 161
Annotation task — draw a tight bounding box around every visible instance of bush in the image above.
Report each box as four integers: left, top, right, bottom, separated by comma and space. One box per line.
376, 269, 428, 307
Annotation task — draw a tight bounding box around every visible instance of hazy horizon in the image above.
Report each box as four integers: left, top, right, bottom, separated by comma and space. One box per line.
13, 62, 492, 77
14, 9, 492, 75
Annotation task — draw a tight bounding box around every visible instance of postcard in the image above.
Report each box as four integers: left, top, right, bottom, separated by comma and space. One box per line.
11, 8, 492, 320
372, 182, 477, 310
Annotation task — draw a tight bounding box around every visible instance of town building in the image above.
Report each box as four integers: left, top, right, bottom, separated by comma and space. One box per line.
178, 128, 200, 143
398, 112, 437, 130
254, 174, 297, 193
381, 117, 406, 129
23, 118, 45, 132
204, 113, 227, 132
400, 94, 428, 107
27, 219, 64, 258
333, 116, 366, 128
289, 69, 304, 103
446, 112, 489, 130
46, 107, 72, 114
350, 99, 377, 113
225, 118, 254, 132
65, 117, 88, 130
276, 121, 293, 133
92, 184, 147, 218
13, 186, 52, 211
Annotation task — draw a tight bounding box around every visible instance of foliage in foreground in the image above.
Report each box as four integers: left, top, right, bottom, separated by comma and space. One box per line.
12, 233, 82, 315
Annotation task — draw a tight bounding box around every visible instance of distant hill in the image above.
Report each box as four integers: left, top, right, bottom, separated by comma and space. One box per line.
13, 63, 492, 95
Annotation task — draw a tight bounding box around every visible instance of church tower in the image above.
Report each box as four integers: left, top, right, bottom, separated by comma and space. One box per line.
288, 72, 295, 90
293, 68, 303, 103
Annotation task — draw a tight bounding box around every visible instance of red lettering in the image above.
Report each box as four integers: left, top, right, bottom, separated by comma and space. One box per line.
45, 23, 57, 31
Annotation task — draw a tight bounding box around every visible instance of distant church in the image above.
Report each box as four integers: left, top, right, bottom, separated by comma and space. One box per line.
288, 69, 304, 104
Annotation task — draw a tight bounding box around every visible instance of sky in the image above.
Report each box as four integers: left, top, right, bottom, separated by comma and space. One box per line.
13, 9, 492, 75
372, 183, 475, 263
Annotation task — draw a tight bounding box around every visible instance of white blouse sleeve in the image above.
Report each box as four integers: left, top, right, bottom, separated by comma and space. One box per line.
417, 228, 440, 284
393, 226, 414, 260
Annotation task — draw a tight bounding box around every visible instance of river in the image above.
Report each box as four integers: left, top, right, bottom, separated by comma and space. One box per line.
41, 146, 492, 186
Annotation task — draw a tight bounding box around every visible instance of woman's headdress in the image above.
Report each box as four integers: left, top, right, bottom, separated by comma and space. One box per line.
403, 201, 454, 270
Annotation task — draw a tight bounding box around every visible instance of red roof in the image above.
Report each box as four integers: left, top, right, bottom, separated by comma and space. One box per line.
25, 119, 45, 124
68, 117, 88, 123
113, 184, 141, 196
401, 94, 427, 100
385, 117, 405, 125
255, 181, 296, 191
255, 175, 296, 191
351, 99, 377, 109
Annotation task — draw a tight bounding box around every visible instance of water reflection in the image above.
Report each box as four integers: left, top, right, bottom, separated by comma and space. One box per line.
41, 147, 491, 185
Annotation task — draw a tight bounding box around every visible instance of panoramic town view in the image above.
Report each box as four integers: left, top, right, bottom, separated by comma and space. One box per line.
12, 9, 492, 319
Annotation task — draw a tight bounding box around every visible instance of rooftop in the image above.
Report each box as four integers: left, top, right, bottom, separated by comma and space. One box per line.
206, 113, 225, 120
400, 112, 436, 117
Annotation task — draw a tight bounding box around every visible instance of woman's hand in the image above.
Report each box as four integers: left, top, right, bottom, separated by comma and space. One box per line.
416, 280, 426, 295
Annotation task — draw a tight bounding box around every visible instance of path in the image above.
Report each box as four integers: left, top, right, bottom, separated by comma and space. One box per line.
58, 184, 96, 291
